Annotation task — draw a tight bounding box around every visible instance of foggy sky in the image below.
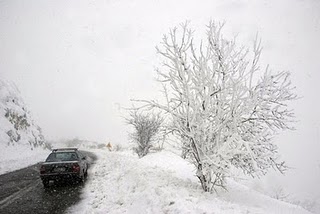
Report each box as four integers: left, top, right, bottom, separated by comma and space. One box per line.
0, 0, 320, 199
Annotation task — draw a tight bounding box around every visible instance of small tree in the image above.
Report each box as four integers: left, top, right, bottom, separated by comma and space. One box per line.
126, 110, 163, 157
140, 21, 297, 191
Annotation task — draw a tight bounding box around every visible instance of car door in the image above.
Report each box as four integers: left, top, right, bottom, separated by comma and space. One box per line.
77, 151, 87, 172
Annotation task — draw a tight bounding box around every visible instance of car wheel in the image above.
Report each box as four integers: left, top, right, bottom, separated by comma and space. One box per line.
78, 172, 85, 184
42, 179, 50, 188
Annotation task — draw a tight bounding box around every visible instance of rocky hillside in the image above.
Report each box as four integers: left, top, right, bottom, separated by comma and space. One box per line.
0, 79, 45, 149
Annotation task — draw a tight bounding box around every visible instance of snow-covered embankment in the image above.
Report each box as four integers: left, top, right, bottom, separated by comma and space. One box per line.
0, 80, 49, 174
68, 149, 311, 214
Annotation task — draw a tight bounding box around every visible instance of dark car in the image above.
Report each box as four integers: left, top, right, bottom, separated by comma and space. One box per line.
39, 148, 88, 188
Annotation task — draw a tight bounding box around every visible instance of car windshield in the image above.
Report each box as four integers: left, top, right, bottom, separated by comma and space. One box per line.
46, 152, 78, 162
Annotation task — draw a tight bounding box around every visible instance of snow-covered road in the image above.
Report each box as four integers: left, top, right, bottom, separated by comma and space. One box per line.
0, 150, 97, 214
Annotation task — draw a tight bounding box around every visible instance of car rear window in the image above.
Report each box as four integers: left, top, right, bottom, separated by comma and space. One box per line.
46, 152, 78, 162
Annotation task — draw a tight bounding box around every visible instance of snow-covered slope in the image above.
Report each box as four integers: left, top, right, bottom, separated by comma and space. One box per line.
0, 79, 49, 174
68, 149, 311, 214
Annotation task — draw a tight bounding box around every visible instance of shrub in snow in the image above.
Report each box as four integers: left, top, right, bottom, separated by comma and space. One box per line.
97, 143, 107, 149
139, 21, 297, 191
113, 144, 123, 152
126, 110, 163, 157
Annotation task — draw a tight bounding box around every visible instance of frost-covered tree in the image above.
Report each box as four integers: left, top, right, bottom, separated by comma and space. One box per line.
140, 22, 297, 191
126, 110, 163, 157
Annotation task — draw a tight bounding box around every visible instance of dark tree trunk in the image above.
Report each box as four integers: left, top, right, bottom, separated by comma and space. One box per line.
197, 164, 210, 192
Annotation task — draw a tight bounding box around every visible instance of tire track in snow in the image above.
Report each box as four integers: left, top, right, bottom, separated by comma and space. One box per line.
0, 179, 40, 209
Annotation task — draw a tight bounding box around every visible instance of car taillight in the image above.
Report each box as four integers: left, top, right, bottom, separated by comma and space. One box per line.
72, 163, 80, 172
40, 165, 46, 174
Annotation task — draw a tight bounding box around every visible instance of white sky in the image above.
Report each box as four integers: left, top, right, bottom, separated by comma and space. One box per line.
1, 0, 320, 200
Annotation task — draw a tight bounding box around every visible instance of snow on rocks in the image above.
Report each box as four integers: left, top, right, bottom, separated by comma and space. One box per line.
68, 149, 312, 214
0, 79, 49, 174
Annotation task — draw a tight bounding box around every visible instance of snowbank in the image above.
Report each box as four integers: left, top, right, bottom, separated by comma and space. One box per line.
68, 149, 311, 214
0, 143, 49, 174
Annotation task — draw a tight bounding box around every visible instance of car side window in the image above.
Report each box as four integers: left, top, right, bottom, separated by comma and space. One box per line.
46, 153, 57, 162
77, 152, 83, 159
70, 153, 78, 161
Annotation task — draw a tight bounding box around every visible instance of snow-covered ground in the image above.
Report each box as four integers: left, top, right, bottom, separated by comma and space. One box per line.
68, 149, 311, 214
0, 143, 49, 175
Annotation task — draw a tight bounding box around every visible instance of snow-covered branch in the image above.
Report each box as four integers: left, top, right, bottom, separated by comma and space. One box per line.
126, 109, 163, 157
139, 21, 297, 191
